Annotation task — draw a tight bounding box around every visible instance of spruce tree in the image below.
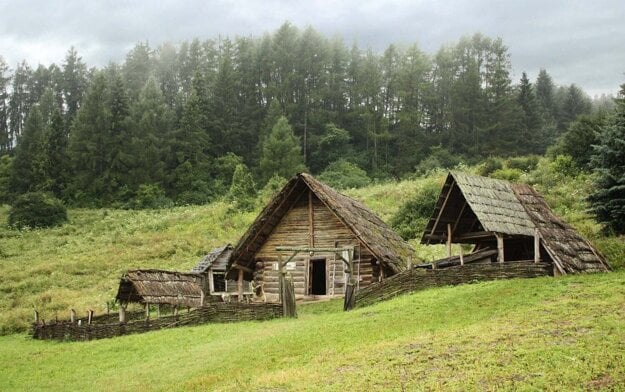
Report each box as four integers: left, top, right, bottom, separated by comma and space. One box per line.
10, 107, 47, 194
0, 57, 10, 155
588, 84, 625, 234
260, 116, 306, 182
45, 110, 69, 198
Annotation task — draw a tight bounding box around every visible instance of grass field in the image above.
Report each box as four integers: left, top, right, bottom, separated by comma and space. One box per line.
1, 163, 625, 390
1, 272, 624, 391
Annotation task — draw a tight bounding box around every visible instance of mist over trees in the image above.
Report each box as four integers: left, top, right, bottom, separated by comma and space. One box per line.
0, 23, 613, 207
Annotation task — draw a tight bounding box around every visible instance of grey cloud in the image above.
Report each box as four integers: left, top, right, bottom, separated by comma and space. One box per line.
1, 0, 624, 95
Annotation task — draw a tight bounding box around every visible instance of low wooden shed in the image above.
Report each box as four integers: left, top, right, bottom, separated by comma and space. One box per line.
116, 269, 206, 307
226, 173, 415, 300
421, 172, 611, 274
191, 245, 253, 298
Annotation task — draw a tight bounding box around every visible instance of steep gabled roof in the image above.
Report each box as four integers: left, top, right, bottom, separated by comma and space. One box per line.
228, 173, 415, 280
116, 269, 204, 307
512, 184, 611, 274
191, 245, 233, 273
422, 171, 610, 274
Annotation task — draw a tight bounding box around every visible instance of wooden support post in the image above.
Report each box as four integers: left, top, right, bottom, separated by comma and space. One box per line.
145, 303, 150, 320
200, 290, 205, 307
534, 228, 541, 264
157, 304, 161, 318
173, 305, 178, 316
70, 309, 76, 323
446, 224, 452, 258
459, 245, 464, 266
34, 310, 39, 324
496, 234, 504, 263
237, 268, 244, 303
119, 304, 126, 323
87, 310, 93, 325
308, 190, 315, 247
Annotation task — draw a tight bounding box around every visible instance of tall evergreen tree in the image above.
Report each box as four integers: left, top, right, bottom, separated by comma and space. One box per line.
10, 106, 47, 194
0, 57, 10, 155
260, 116, 306, 182
8, 61, 32, 146
45, 110, 69, 198
588, 83, 625, 234
62, 47, 88, 124
517, 72, 543, 153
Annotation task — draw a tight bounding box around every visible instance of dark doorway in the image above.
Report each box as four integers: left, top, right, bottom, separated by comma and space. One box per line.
310, 259, 326, 295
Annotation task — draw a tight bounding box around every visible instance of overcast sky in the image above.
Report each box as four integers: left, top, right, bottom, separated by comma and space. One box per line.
1, 0, 624, 96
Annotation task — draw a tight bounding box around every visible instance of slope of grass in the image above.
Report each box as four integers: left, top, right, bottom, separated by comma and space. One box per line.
1, 272, 624, 391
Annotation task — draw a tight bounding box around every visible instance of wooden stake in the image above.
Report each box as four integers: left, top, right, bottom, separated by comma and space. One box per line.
70, 309, 76, 323
496, 234, 505, 263
446, 224, 452, 258
459, 245, 464, 266
237, 268, 244, 302
106, 302, 110, 315
34, 310, 39, 324
173, 305, 178, 316
87, 310, 93, 325
145, 303, 150, 320
534, 228, 541, 264
157, 304, 161, 318
119, 305, 126, 323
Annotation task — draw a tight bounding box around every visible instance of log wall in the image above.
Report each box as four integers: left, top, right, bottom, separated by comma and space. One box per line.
255, 192, 376, 297
31, 303, 283, 342
354, 262, 552, 308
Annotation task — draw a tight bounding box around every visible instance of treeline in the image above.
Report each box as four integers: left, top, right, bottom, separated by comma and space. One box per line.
0, 23, 613, 207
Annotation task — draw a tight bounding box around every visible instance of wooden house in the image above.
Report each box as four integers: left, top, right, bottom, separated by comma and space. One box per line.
116, 269, 206, 308
226, 173, 415, 300
421, 172, 611, 274
190, 245, 253, 299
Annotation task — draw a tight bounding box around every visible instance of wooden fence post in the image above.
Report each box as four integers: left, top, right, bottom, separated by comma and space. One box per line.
34, 310, 39, 324
87, 310, 93, 325
119, 304, 126, 323
145, 303, 150, 320
496, 234, 505, 263
446, 224, 452, 258
70, 309, 76, 323
534, 228, 541, 263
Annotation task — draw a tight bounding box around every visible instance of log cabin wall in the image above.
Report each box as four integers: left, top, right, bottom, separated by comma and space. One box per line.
254, 190, 376, 298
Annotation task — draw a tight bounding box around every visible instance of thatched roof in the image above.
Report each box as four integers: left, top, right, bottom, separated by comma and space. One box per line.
422, 172, 610, 274
116, 269, 205, 307
512, 184, 610, 274
228, 173, 415, 280
191, 245, 233, 273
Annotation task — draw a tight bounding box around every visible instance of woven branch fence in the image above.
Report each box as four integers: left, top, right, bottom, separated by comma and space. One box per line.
354, 262, 552, 308
32, 302, 283, 342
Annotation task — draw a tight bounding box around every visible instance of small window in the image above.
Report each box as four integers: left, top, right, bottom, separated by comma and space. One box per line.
213, 273, 226, 292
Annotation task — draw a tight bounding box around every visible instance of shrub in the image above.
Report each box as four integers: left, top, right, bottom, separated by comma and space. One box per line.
490, 168, 523, 182
8, 192, 67, 229
477, 157, 503, 176
414, 146, 461, 175
390, 179, 441, 240
318, 160, 371, 189
131, 184, 173, 209
505, 155, 540, 172
227, 164, 257, 211
257, 175, 288, 207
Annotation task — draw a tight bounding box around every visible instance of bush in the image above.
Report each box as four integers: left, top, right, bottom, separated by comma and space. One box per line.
318, 160, 371, 189
8, 192, 68, 229
477, 157, 503, 176
257, 175, 288, 206
227, 164, 257, 211
505, 155, 540, 172
490, 168, 523, 182
131, 184, 173, 209
414, 146, 461, 175
390, 179, 441, 240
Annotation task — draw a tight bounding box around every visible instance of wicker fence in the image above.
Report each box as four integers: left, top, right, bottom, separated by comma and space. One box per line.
32, 302, 283, 342
354, 262, 552, 308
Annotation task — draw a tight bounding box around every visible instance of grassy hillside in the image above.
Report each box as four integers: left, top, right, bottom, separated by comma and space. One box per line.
1, 272, 624, 391
0, 161, 624, 333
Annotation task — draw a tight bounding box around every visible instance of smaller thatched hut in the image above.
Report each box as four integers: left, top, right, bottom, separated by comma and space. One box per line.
116, 269, 205, 307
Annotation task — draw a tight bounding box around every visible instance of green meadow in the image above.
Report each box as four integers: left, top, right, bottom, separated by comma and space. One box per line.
1, 163, 624, 390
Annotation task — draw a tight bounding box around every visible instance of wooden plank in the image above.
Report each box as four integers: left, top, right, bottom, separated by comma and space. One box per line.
237, 269, 244, 302
534, 228, 540, 264
428, 180, 455, 242
308, 190, 314, 247
496, 233, 504, 263
446, 223, 452, 258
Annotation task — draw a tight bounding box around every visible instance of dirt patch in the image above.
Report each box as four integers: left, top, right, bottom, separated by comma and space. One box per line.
586, 374, 614, 390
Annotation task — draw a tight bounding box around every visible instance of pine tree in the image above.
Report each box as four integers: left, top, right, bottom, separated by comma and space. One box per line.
0, 57, 10, 155
45, 110, 69, 198
517, 72, 543, 153
10, 106, 47, 194
260, 116, 306, 182
588, 83, 625, 234
8, 61, 32, 145
62, 47, 88, 124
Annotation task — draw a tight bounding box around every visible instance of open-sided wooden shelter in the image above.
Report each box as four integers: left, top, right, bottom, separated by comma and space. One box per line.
226, 173, 415, 300
421, 172, 611, 274
191, 244, 252, 298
